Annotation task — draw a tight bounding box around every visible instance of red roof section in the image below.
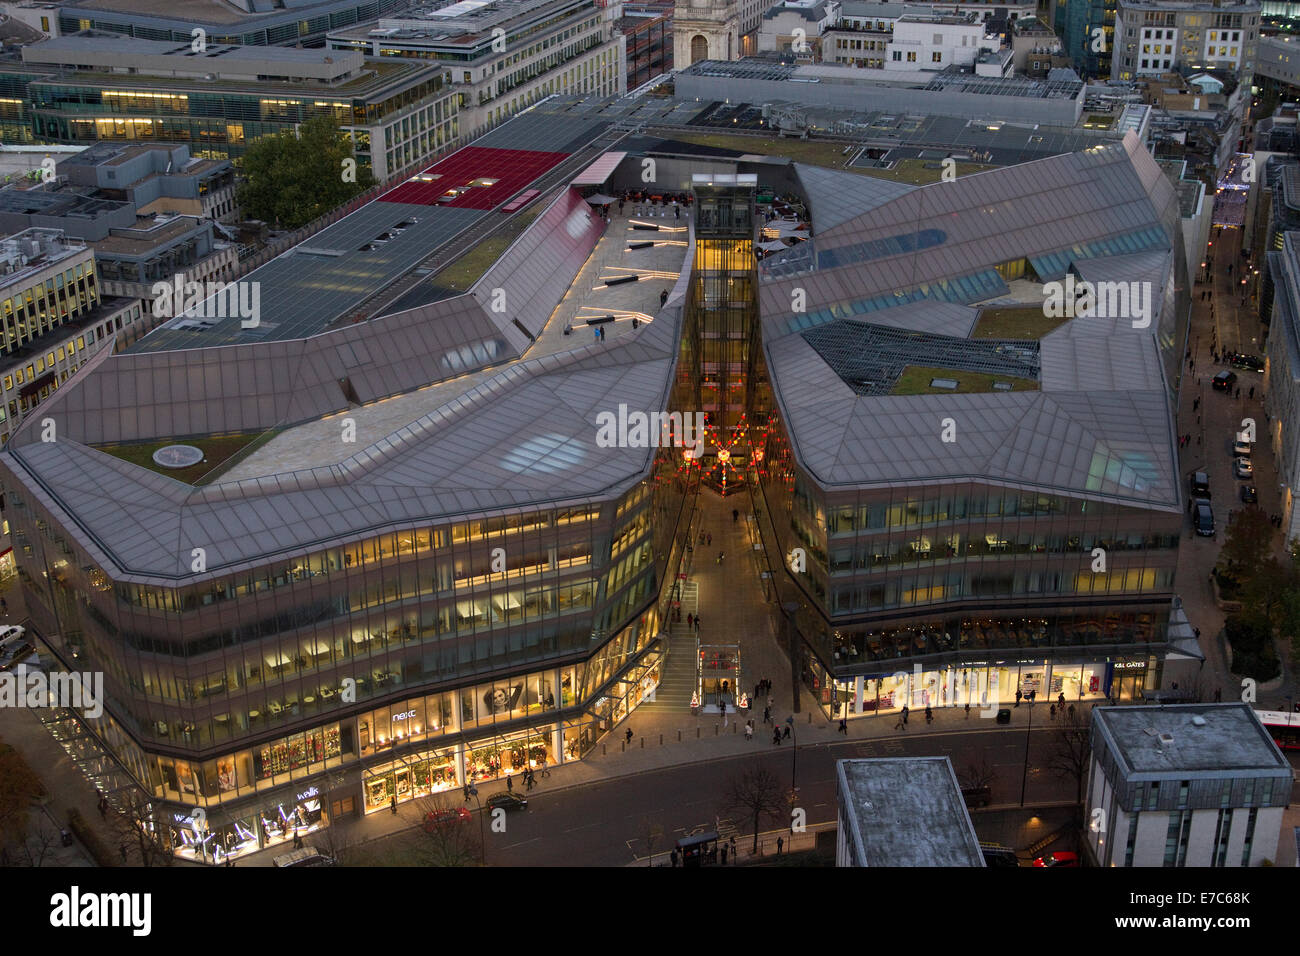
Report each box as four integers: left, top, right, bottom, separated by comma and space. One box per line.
379, 146, 570, 210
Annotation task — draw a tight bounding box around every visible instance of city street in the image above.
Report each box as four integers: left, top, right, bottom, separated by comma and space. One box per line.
1177, 219, 1297, 708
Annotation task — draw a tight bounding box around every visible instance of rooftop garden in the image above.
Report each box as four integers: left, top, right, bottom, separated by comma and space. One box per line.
971, 306, 1067, 341
95, 430, 278, 486
890, 365, 1039, 396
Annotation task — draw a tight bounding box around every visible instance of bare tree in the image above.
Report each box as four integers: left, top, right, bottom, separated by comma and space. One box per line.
723, 766, 785, 854
410, 792, 482, 867
1046, 706, 1092, 812
639, 816, 665, 867
0, 740, 43, 864
17, 811, 59, 867
957, 748, 997, 791
107, 789, 176, 867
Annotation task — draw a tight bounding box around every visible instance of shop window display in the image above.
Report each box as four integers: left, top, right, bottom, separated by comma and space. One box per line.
362, 748, 458, 813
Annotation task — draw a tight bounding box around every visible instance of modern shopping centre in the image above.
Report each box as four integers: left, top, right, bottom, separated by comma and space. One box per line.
0, 97, 1195, 862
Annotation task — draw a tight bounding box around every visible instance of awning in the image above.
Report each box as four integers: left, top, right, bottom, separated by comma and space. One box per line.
584, 193, 618, 205
571, 151, 627, 187
757, 239, 789, 251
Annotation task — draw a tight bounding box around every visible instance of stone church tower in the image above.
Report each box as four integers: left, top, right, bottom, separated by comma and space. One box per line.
673, 0, 741, 67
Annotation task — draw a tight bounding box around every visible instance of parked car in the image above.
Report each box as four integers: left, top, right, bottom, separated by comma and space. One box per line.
1193, 500, 1215, 536
0, 624, 25, 651
272, 847, 335, 867
486, 792, 528, 813
0, 642, 35, 671
1241, 485, 1258, 504
1233, 435, 1252, 457
1227, 351, 1266, 372
1189, 471, 1210, 498
1032, 851, 1079, 868
1234, 457, 1254, 479
1212, 370, 1237, 391
423, 807, 472, 832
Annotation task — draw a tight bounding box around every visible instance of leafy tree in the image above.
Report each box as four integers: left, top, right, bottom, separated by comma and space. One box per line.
723, 766, 785, 855
236, 116, 376, 229
1226, 612, 1281, 682
1216, 507, 1274, 588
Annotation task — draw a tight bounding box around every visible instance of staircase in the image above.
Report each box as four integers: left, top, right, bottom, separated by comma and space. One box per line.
640, 581, 698, 711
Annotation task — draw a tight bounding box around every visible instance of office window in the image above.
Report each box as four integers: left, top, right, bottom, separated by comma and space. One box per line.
1240, 808, 1258, 865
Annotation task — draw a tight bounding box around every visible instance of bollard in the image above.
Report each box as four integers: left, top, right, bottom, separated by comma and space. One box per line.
697, 727, 700, 738
621, 741, 625, 752
660, 734, 663, 745
641, 737, 645, 748
715, 725, 719, 735
733, 723, 737, 733
678, 730, 682, 741
603, 744, 606, 755
808, 712, 812, 724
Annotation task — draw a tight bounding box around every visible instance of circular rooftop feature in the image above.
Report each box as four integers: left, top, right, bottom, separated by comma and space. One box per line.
152, 444, 204, 469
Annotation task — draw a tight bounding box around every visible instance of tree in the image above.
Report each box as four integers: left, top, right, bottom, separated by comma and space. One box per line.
107, 789, 176, 867
1226, 612, 1281, 681
1046, 706, 1092, 812
723, 766, 785, 854
0, 741, 43, 864
236, 116, 376, 229
1216, 507, 1274, 588
411, 792, 482, 867
1241, 556, 1294, 631
957, 748, 997, 792
639, 816, 665, 867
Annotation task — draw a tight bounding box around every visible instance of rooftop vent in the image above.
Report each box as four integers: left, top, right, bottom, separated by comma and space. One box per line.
1190, 715, 1207, 727
1159, 732, 1175, 746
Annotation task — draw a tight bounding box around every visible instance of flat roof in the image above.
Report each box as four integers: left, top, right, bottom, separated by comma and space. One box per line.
1092, 703, 1290, 777
837, 758, 984, 867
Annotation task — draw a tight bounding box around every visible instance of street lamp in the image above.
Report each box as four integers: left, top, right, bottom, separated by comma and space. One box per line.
468, 785, 486, 866
1019, 695, 1034, 807
786, 714, 798, 797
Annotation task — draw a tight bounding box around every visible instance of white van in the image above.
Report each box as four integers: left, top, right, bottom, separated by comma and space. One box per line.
272, 847, 335, 867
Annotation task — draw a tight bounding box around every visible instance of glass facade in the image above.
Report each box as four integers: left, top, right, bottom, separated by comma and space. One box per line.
3, 396, 699, 859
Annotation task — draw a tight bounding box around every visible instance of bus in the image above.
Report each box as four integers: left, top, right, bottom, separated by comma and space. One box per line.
1254, 709, 1300, 751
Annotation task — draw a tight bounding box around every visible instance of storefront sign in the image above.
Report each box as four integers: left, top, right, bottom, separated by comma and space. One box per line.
393, 710, 417, 720
296, 786, 319, 802
1114, 661, 1145, 670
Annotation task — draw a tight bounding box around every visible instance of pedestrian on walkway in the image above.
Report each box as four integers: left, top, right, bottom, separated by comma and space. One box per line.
964, 702, 971, 718
625, 727, 634, 744
782, 724, 791, 740
925, 705, 933, 724
772, 727, 782, 745
838, 717, 848, 734
732, 508, 739, 523
1250, 386, 1255, 399
745, 720, 754, 740
293, 829, 303, 849
670, 848, 679, 867
776, 837, 784, 855
660, 289, 668, 307
707, 533, 712, 546
763, 706, 771, 724
901, 705, 909, 726
464, 782, 471, 802
687, 613, 694, 629
1050, 704, 1056, 720
717, 551, 724, 564
1015, 690, 1022, 707
694, 615, 700, 633
507, 774, 514, 793
730, 835, 737, 860
390, 795, 398, 815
